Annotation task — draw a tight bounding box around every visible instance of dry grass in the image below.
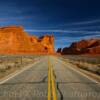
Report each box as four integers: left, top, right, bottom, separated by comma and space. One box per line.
61, 55, 100, 75
0, 55, 40, 79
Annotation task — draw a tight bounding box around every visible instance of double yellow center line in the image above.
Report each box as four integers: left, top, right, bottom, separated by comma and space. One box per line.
48, 59, 57, 100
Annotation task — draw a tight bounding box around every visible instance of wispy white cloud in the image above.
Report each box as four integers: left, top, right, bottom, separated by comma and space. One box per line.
55, 34, 100, 41
0, 16, 33, 22
25, 29, 100, 34
60, 19, 100, 26
65, 26, 100, 30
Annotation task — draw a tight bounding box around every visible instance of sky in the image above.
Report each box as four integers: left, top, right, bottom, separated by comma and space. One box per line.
0, 0, 100, 50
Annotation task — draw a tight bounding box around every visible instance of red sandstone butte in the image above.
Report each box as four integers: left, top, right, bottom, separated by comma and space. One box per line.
61, 38, 100, 55
0, 25, 55, 54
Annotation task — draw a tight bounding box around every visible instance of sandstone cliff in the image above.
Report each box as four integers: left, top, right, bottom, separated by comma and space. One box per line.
57, 48, 62, 53
61, 38, 100, 55
0, 26, 55, 54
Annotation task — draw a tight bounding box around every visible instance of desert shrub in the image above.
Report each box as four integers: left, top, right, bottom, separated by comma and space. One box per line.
6, 65, 11, 70
96, 69, 100, 75
0, 69, 6, 73
98, 64, 100, 67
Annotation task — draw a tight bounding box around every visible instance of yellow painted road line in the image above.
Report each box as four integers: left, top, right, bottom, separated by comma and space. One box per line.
48, 60, 51, 100
48, 58, 57, 100
51, 65, 57, 100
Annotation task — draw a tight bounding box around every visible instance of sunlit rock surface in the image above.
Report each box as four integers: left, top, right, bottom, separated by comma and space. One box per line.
0, 26, 55, 54
61, 38, 100, 55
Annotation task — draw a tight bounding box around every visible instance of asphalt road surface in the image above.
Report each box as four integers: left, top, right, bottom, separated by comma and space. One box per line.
0, 56, 100, 100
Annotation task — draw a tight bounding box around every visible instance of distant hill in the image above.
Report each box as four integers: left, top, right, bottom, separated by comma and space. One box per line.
57, 38, 100, 55
0, 25, 55, 54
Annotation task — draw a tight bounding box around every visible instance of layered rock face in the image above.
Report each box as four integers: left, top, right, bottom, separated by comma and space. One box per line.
29, 34, 55, 53
61, 39, 100, 55
0, 26, 55, 54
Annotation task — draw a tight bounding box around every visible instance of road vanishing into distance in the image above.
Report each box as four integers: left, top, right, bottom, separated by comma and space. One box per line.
0, 56, 100, 100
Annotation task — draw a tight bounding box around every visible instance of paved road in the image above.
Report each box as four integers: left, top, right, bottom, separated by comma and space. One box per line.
0, 56, 100, 100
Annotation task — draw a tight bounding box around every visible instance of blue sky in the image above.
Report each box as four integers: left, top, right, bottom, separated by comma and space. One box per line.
0, 0, 100, 50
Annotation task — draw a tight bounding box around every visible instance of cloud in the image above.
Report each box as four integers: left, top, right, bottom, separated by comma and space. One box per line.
65, 25, 100, 31
60, 19, 100, 26
25, 29, 100, 34
0, 16, 32, 21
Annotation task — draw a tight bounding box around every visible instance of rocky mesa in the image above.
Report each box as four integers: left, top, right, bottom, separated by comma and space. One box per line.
0, 25, 55, 54
59, 38, 100, 55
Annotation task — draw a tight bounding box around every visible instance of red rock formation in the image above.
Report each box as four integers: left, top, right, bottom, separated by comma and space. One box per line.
0, 25, 55, 54
61, 38, 100, 55
57, 48, 62, 53
38, 35, 55, 53
29, 34, 55, 54
30, 35, 38, 43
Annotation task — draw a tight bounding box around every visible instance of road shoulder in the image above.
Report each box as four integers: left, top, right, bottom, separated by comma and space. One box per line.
0, 61, 39, 84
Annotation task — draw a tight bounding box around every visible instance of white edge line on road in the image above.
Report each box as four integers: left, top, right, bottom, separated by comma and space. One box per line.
0, 61, 39, 85
56, 57, 100, 84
